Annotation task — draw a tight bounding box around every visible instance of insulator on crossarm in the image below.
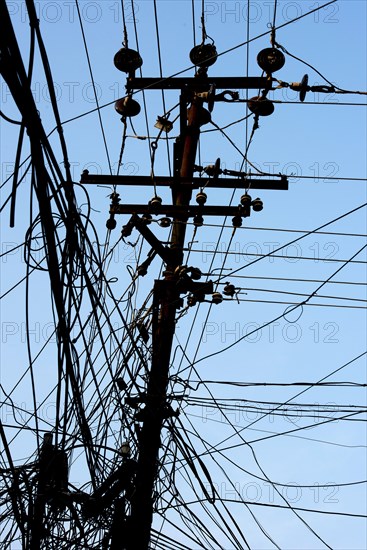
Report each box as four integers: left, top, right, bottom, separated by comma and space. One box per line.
223, 283, 236, 297
149, 196, 162, 213
212, 292, 223, 304
252, 198, 263, 212
114, 47, 143, 74
189, 43, 217, 68
257, 48, 285, 73
232, 214, 242, 228
193, 214, 204, 227
248, 96, 274, 116
115, 96, 141, 117
290, 74, 309, 102
240, 193, 252, 206
106, 215, 117, 230
158, 217, 171, 228
196, 191, 207, 205
240, 193, 252, 217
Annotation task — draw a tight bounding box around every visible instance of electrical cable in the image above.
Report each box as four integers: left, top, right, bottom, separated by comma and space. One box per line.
75, 0, 113, 174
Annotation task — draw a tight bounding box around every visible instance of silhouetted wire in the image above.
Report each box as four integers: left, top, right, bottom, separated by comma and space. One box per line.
9, 20, 34, 227
75, 0, 112, 174
200, 352, 367, 454
210, 120, 263, 174
130, 0, 154, 191
273, 40, 367, 96
150, 528, 193, 550
195, 221, 367, 238
0, 162, 32, 213
191, 0, 196, 46
185, 412, 367, 449
2, 0, 366, 544
167, 497, 367, 519
272, 100, 367, 106
235, 299, 365, 309
47, 1, 339, 130
201, 113, 252, 133
173, 203, 367, 384
153, 0, 172, 177
176, 415, 281, 549
186, 244, 366, 370
158, 493, 216, 548
214, 202, 367, 284
219, 274, 367, 287
0, 110, 22, 124
233, 286, 366, 302
176, 370, 334, 548
186, 247, 367, 264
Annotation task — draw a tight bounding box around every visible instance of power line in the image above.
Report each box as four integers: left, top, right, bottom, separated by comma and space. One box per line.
185, 248, 367, 264
165, 498, 367, 519
75, 0, 112, 174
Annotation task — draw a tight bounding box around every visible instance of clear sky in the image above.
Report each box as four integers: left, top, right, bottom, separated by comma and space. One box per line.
1, 1, 366, 548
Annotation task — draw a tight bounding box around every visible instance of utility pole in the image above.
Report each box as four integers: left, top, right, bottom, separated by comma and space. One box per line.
81, 42, 289, 550
125, 88, 206, 550
3, 2, 360, 546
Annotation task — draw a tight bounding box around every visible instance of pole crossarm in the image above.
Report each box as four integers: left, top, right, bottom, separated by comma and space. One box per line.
126, 76, 268, 92
81, 173, 288, 190
113, 204, 255, 217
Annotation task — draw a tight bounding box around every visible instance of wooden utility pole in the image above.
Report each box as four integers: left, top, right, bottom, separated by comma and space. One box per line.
81, 73, 288, 549
125, 91, 205, 549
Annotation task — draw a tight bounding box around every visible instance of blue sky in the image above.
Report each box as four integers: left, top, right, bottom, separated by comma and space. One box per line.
1, 1, 366, 548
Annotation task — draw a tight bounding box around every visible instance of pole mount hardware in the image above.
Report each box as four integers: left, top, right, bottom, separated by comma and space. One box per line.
286, 74, 336, 102
203, 158, 221, 182
137, 249, 157, 277
191, 104, 212, 126
187, 280, 214, 306
121, 219, 135, 238
196, 88, 240, 111
106, 193, 120, 230
207, 84, 216, 112
290, 74, 309, 102
232, 214, 242, 228
154, 116, 173, 133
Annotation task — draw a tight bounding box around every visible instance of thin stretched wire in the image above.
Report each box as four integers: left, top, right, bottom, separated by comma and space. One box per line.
75, 0, 113, 174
